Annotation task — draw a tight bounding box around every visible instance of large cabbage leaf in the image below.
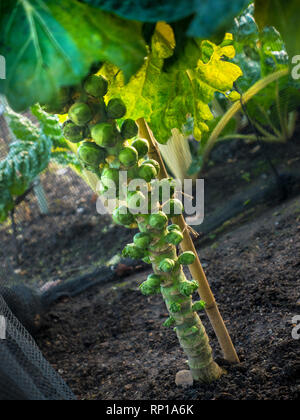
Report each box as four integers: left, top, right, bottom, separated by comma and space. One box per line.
81, 0, 250, 38
0, 0, 147, 112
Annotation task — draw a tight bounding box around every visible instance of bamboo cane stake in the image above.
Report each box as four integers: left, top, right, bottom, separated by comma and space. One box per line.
137, 118, 240, 363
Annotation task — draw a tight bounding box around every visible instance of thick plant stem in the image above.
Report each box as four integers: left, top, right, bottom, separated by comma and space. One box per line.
137, 216, 223, 382
137, 118, 240, 364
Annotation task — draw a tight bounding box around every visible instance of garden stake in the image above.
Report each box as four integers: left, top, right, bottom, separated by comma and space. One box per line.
137, 118, 240, 364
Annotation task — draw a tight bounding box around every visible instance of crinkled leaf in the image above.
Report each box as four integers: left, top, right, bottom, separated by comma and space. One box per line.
231, 3, 288, 94
82, 0, 250, 38
101, 26, 242, 144
0, 0, 146, 112
255, 0, 300, 60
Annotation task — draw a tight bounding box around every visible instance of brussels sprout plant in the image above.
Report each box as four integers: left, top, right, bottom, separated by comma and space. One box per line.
45, 70, 232, 383
1, 0, 259, 385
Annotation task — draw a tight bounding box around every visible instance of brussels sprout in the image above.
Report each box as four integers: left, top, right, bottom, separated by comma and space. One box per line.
63, 121, 85, 143
121, 119, 138, 140
169, 302, 182, 313
89, 98, 107, 123
131, 139, 149, 159
179, 280, 198, 297
142, 256, 152, 265
149, 211, 168, 230
127, 190, 147, 212
77, 142, 106, 167
122, 243, 145, 260
133, 232, 152, 249
106, 98, 127, 119
162, 199, 184, 217
159, 258, 176, 273
91, 123, 120, 148
140, 277, 161, 296
178, 251, 196, 266
165, 230, 183, 246
143, 159, 160, 175
138, 163, 157, 183
126, 166, 139, 181
147, 274, 163, 288
42, 87, 73, 114
113, 206, 135, 226
69, 102, 93, 126
101, 167, 120, 189
192, 301, 206, 312
84, 75, 108, 97
147, 191, 160, 214
119, 146, 138, 168
157, 178, 176, 203
167, 224, 181, 232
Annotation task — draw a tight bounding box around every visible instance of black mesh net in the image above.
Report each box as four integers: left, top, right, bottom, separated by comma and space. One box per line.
0, 277, 76, 400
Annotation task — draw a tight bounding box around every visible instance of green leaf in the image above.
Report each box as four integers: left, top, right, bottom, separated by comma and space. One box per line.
255, 0, 300, 60
232, 3, 288, 93
0, 0, 146, 112
0, 109, 52, 222
101, 26, 242, 144
82, 0, 250, 38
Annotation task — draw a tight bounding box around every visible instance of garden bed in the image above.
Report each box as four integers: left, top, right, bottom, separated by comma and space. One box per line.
35, 193, 300, 400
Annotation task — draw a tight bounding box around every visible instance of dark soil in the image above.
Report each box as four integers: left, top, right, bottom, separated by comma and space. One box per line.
35, 194, 300, 400
1, 133, 300, 400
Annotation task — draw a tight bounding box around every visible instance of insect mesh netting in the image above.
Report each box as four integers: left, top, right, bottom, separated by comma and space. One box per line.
0, 267, 76, 401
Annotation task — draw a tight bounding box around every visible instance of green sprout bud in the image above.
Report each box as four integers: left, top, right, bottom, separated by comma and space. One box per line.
165, 230, 184, 246
149, 211, 168, 230
78, 142, 106, 167
140, 281, 160, 296
169, 302, 182, 313
138, 163, 157, 183
147, 191, 160, 214
163, 317, 176, 328
162, 199, 184, 218
133, 233, 152, 249
127, 190, 147, 212
139, 274, 163, 296
84, 75, 108, 97
42, 87, 73, 114
106, 98, 127, 119
91, 123, 120, 148
159, 258, 176, 273
154, 178, 176, 203
123, 243, 145, 260
178, 251, 196, 266
192, 300, 206, 312
142, 256, 152, 265
69, 102, 93, 126
143, 159, 160, 176
131, 139, 149, 159
113, 206, 135, 226
101, 167, 119, 189
90, 98, 107, 123
167, 224, 181, 233
179, 280, 198, 297
121, 119, 138, 139
147, 274, 163, 288
119, 146, 138, 168
63, 121, 85, 143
